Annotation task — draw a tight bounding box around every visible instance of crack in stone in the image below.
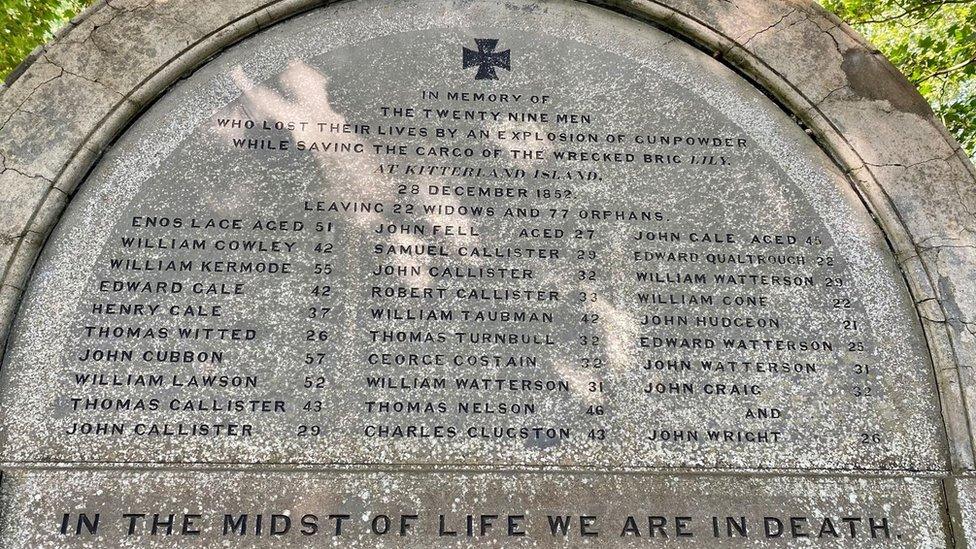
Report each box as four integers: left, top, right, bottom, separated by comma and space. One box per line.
0, 65, 65, 134
920, 315, 976, 330
818, 83, 849, 104
780, 8, 846, 57
104, 0, 156, 14
42, 57, 124, 99
950, 175, 976, 228
54, 3, 128, 53
915, 235, 940, 249
917, 243, 976, 253
0, 166, 54, 185
901, 236, 976, 332
68, 0, 153, 56
862, 147, 976, 232
864, 151, 960, 171
815, 19, 843, 54
737, 8, 798, 48
87, 9, 135, 58
159, 8, 209, 36
46, 0, 201, 89
0, 149, 54, 186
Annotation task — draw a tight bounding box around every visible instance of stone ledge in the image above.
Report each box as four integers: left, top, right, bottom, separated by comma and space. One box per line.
0, 468, 955, 547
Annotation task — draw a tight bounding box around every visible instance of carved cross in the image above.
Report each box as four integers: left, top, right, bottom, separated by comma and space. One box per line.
462, 39, 511, 80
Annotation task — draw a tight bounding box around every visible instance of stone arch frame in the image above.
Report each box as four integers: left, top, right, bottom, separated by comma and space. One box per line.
0, 0, 974, 531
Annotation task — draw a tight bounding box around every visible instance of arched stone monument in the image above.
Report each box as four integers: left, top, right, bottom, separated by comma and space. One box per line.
0, 0, 974, 546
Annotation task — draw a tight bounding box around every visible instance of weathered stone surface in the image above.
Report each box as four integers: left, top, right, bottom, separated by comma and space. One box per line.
0, 66, 121, 183
0, 284, 22, 340
0, 0, 949, 473
0, 241, 15, 284
0, 58, 63, 127
865, 161, 976, 244
954, 477, 976, 545
0, 170, 48, 238
42, 2, 200, 99
0, 470, 950, 547
737, 7, 850, 106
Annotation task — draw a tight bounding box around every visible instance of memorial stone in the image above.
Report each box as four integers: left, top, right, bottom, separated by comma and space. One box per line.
0, 0, 974, 546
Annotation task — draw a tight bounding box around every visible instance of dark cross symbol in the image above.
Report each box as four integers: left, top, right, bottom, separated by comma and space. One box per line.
462, 39, 511, 80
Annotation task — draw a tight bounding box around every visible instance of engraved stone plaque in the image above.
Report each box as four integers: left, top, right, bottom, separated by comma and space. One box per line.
0, 470, 951, 546
0, 0, 962, 546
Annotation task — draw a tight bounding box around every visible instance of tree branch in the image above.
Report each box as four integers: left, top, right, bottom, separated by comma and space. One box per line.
918, 55, 976, 83
853, 0, 973, 25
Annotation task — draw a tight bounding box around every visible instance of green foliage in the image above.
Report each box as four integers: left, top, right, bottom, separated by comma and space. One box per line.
0, 0, 93, 81
820, 0, 976, 159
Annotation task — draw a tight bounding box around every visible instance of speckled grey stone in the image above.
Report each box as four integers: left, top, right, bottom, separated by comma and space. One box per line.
953, 477, 976, 546
0, 0, 948, 472
0, 62, 121, 183
0, 170, 47, 237
0, 0, 973, 547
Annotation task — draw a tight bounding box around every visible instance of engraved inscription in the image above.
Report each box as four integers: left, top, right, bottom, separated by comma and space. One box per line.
0, 4, 944, 472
